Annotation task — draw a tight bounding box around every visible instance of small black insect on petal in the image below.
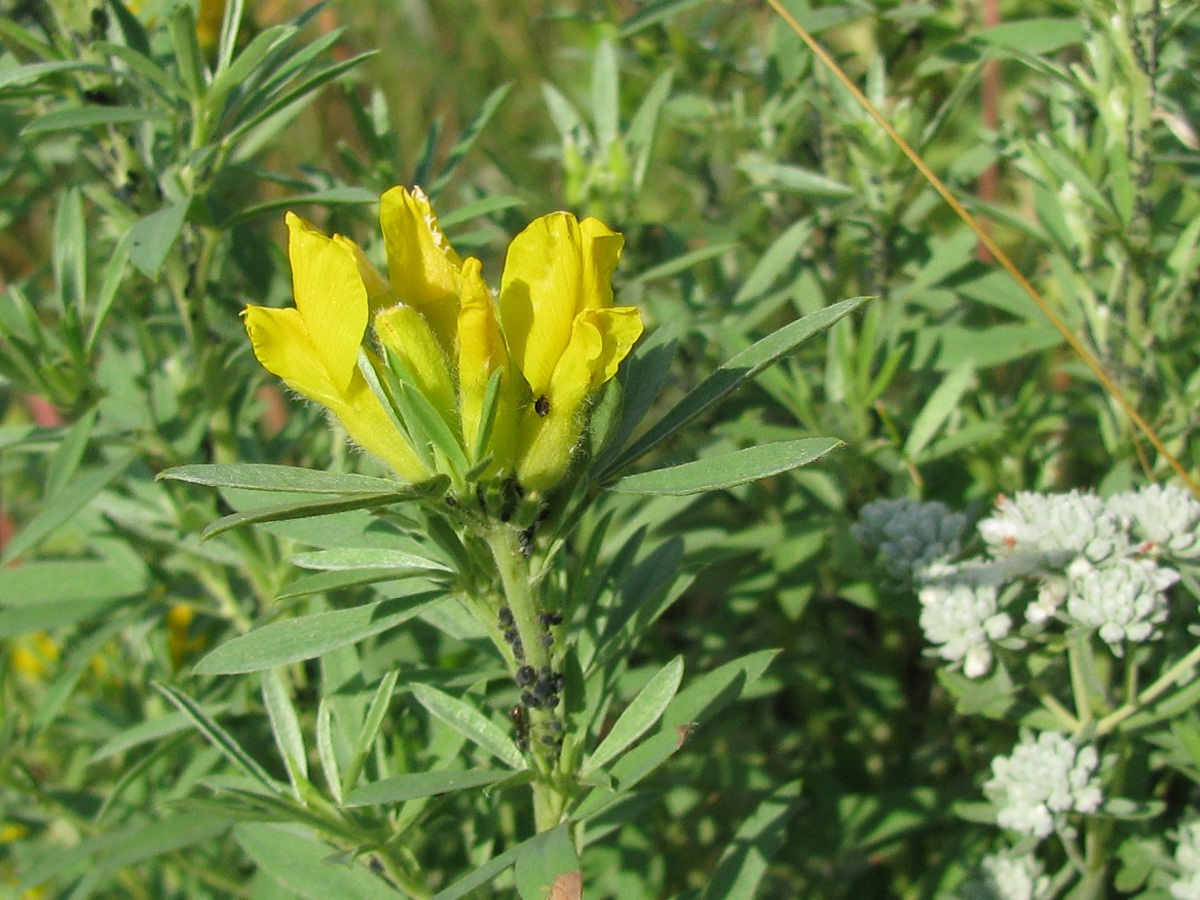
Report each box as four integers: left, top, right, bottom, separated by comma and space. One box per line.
515, 665, 536, 687
534, 395, 550, 417
498, 607, 515, 627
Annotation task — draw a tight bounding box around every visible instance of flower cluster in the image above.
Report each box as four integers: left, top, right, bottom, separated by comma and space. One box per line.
1065, 558, 1177, 654
1108, 484, 1200, 560
852, 498, 967, 581
880, 486, 1196, 678
978, 490, 1129, 574
244, 187, 643, 498
968, 851, 1051, 900
917, 568, 1011, 678
984, 731, 1103, 839
1171, 819, 1200, 900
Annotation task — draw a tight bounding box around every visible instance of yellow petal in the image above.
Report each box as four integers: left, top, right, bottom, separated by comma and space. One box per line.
586, 305, 643, 388
286, 212, 368, 395
334, 234, 393, 312
500, 212, 586, 397
579, 217, 624, 311
243, 304, 342, 407
374, 304, 458, 432
379, 186, 461, 352
457, 258, 519, 468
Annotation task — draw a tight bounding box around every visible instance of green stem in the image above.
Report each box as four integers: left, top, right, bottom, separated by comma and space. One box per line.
1096, 640, 1200, 736
1067, 635, 1095, 731
484, 524, 568, 832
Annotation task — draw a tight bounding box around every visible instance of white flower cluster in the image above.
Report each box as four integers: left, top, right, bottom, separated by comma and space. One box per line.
1171, 819, 1200, 900
852, 498, 967, 581
1065, 558, 1177, 655
918, 572, 1011, 678
977, 851, 1051, 900
903, 486, 1194, 674
1108, 484, 1200, 560
984, 731, 1103, 839
978, 490, 1128, 572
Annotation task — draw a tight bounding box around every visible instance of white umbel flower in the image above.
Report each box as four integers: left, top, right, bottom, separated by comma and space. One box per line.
979, 491, 1127, 572
1171, 819, 1200, 900
1108, 484, 1200, 560
984, 731, 1103, 839
979, 851, 1051, 900
918, 575, 1011, 678
1066, 558, 1178, 654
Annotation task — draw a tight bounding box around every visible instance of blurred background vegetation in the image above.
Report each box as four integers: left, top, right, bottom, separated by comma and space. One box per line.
2, 0, 1198, 896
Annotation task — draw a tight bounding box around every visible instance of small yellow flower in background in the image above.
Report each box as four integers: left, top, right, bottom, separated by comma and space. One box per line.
244, 186, 642, 496
166, 603, 210, 669
8, 632, 59, 680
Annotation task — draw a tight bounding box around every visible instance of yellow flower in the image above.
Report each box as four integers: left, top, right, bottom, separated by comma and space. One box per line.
244, 189, 641, 495
499, 213, 643, 491
243, 213, 430, 481
8, 632, 59, 680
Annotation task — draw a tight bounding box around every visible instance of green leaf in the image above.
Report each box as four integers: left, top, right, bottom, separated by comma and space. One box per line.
430, 83, 513, 196
628, 242, 739, 285
620, 0, 709, 35
614, 438, 841, 496
584, 656, 684, 773
194, 592, 443, 674
235, 824, 405, 899
162, 463, 420, 494
903, 362, 976, 462
129, 201, 191, 278
154, 682, 280, 793
701, 782, 803, 900
343, 768, 510, 807
225, 186, 377, 226
200, 490, 434, 540
733, 219, 813, 306
1, 452, 136, 565
0, 60, 107, 90
514, 825, 579, 900
22, 105, 168, 135
274, 569, 427, 601
44, 408, 96, 501
591, 39, 620, 151
739, 159, 857, 201
87, 231, 132, 354
316, 699, 342, 803
429, 839, 529, 900
262, 670, 308, 794
411, 684, 525, 769
934, 323, 1063, 370
52, 187, 86, 318
602, 296, 868, 477
290, 548, 449, 573
0, 595, 125, 640
972, 18, 1084, 55
0, 557, 142, 608
171, 3, 206, 101
342, 669, 402, 796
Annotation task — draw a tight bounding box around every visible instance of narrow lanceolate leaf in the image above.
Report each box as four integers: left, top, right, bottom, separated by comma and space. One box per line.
1, 452, 136, 565
290, 548, 449, 573
261, 670, 308, 794
613, 438, 842, 496
584, 656, 684, 774
344, 769, 509, 807
701, 782, 803, 900
411, 684, 525, 769
600, 296, 869, 478
514, 825, 579, 900
194, 593, 443, 674
235, 824, 405, 900
161, 463, 413, 495
153, 682, 279, 793
199, 492, 425, 540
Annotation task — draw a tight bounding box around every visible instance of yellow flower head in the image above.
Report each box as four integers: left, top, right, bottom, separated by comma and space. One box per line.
244, 188, 642, 496
243, 213, 429, 481
500, 213, 643, 491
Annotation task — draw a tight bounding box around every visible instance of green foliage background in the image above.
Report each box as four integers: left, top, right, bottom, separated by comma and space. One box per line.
2, 0, 1199, 896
